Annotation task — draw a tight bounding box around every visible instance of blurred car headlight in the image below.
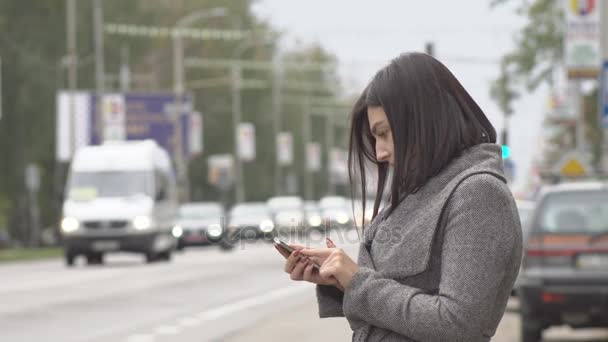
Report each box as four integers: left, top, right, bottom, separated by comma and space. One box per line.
133, 216, 152, 230
336, 212, 349, 225
307, 215, 322, 227
207, 224, 223, 238
61, 217, 80, 233
172, 225, 183, 238
259, 220, 275, 233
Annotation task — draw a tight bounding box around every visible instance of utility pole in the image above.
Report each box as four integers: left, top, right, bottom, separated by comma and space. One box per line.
303, 94, 313, 200
66, 0, 77, 157
271, 54, 283, 196
326, 110, 335, 195
94, 0, 105, 143
173, 8, 227, 202
0, 56, 3, 122
120, 44, 130, 92
231, 62, 244, 203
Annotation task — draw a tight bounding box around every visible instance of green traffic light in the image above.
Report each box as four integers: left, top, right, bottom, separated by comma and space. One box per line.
501, 145, 511, 159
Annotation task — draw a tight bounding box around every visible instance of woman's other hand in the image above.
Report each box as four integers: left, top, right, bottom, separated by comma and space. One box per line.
300, 240, 359, 290
277, 239, 344, 291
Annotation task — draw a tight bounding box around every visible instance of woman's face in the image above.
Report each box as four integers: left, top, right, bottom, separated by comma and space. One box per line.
367, 106, 394, 165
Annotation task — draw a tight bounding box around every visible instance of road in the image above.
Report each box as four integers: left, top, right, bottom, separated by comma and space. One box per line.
1, 229, 607, 342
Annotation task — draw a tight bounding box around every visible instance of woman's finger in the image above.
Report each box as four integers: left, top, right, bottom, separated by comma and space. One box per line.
284, 249, 301, 273
326, 237, 336, 248
299, 248, 333, 257
302, 260, 315, 282
290, 256, 308, 281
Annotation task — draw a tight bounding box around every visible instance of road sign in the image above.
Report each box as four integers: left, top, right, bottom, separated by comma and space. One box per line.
277, 132, 293, 166
306, 143, 321, 171
237, 123, 256, 161
565, 0, 601, 79
208, 154, 234, 191
553, 151, 591, 177
25, 164, 40, 192
189, 111, 203, 156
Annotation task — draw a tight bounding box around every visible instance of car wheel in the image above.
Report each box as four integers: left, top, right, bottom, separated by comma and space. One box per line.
521, 315, 543, 342
158, 251, 172, 262
145, 251, 157, 263
219, 239, 235, 251
86, 253, 104, 265
65, 250, 76, 267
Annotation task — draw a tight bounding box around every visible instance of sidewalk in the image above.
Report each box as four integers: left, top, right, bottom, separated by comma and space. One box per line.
222, 296, 352, 342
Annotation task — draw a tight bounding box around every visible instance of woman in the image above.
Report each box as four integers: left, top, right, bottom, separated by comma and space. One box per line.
276, 52, 522, 341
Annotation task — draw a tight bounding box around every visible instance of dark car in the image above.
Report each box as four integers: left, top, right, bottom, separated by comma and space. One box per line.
518, 182, 608, 342
175, 202, 232, 251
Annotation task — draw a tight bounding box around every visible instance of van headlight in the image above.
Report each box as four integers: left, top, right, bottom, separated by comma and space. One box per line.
336, 212, 349, 225
307, 215, 322, 227
133, 216, 152, 230
207, 224, 223, 238
172, 225, 183, 238
259, 220, 275, 233
61, 217, 80, 233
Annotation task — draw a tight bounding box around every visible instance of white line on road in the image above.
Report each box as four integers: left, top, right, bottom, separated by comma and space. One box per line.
125, 283, 310, 342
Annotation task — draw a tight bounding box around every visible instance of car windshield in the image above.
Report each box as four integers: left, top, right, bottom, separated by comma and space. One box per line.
179, 206, 222, 219
537, 190, 608, 234
231, 204, 267, 216
68, 171, 153, 199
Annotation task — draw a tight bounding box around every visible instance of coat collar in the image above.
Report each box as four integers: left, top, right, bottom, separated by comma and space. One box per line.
361, 143, 507, 275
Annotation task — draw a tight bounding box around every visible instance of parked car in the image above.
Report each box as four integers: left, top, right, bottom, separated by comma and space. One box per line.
175, 202, 232, 251
518, 182, 608, 342
304, 201, 323, 232
318, 196, 352, 230
266, 196, 305, 235
227, 202, 275, 241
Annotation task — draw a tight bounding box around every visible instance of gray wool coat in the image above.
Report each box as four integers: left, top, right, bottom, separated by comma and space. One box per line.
316, 143, 523, 342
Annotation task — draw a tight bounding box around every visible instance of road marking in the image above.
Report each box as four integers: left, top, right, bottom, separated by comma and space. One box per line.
178, 316, 201, 327
196, 284, 309, 321
155, 325, 180, 335
125, 334, 155, 342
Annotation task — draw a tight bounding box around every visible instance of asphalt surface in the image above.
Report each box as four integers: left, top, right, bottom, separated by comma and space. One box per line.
1, 229, 607, 342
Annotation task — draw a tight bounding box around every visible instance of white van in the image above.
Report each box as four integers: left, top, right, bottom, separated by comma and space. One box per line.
60, 140, 178, 266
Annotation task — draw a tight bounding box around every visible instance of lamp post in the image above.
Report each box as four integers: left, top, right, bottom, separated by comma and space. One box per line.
231, 39, 275, 203
173, 7, 227, 201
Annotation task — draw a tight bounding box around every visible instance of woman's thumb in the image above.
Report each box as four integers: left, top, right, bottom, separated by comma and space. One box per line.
326, 237, 336, 248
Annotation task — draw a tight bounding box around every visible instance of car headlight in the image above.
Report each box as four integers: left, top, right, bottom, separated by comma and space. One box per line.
172, 225, 183, 238
307, 215, 322, 227
207, 224, 223, 238
61, 217, 80, 233
336, 212, 349, 225
259, 219, 275, 233
133, 216, 152, 230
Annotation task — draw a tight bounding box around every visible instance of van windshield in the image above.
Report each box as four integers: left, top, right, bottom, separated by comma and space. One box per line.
68, 171, 153, 199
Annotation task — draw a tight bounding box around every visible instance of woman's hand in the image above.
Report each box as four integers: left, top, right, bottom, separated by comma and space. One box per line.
300, 242, 359, 290
275, 239, 344, 290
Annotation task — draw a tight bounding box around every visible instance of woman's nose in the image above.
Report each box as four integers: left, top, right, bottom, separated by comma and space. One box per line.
376, 149, 389, 162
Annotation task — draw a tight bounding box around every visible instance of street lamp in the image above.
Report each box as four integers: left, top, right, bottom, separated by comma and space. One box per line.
231, 39, 276, 203
173, 7, 228, 201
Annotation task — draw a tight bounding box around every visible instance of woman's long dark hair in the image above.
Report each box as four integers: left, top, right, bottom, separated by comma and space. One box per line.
348, 52, 496, 230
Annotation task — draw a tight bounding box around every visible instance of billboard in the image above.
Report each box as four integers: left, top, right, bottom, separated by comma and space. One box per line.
56, 91, 193, 162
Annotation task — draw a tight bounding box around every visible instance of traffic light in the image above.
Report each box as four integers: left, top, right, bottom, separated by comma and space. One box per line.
501, 145, 511, 159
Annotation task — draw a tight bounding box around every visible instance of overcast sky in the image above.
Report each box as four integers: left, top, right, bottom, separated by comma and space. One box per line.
252, 0, 547, 195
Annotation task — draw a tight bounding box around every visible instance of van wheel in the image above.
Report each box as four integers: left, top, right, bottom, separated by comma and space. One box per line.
86, 253, 104, 265
521, 315, 543, 342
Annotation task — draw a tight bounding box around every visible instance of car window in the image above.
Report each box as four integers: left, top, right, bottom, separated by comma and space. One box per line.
537, 190, 608, 234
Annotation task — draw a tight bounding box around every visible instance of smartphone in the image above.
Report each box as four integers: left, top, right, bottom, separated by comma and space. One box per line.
273, 237, 319, 269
